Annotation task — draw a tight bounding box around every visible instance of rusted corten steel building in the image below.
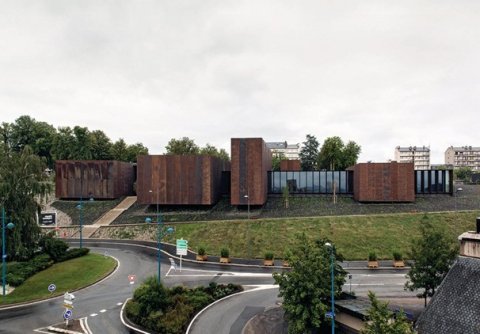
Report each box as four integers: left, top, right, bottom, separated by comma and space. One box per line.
231, 138, 272, 206
136, 155, 229, 205
280, 159, 301, 171
55, 160, 135, 199
353, 162, 415, 202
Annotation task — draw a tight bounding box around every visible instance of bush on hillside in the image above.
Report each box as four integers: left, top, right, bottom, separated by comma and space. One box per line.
58, 248, 90, 262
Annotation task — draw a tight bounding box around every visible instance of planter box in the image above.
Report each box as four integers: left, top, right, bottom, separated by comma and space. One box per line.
368, 260, 379, 269
282, 260, 290, 267
263, 259, 274, 266
196, 255, 208, 261
393, 260, 405, 268
220, 257, 231, 263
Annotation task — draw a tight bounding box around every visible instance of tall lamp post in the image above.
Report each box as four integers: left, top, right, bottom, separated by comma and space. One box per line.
76, 194, 94, 249
244, 194, 250, 220
325, 242, 335, 334
147, 189, 174, 283
2, 207, 15, 296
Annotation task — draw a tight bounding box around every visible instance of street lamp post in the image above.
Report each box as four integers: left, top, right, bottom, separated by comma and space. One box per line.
455, 187, 463, 212
325, 242, 335, 334
2, 207, 15, 296
244, 194, 250, 220
76, 194, 94, 249
147, 189, 174, 283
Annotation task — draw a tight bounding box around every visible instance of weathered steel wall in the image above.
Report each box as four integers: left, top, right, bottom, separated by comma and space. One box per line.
55, 160, 135, 199
136, 155, 228, 205
353, 162, 415, 202
231, 138, 272, 205
280, 159, 301, 171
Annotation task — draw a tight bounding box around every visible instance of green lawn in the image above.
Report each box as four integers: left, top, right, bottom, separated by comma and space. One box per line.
104, 210, 478, 261
0, 253, 116, 305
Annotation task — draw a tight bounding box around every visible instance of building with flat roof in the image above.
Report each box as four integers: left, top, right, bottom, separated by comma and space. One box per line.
394, 146, 430, 170
445, 146, 480, 171
266, 141, 301, 160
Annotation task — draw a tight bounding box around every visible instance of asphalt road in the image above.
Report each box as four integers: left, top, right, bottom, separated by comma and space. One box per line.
0, 241, 415, 333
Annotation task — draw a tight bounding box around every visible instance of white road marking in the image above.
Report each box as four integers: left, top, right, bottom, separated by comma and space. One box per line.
117, 302, 123, 306
90, 313, 98, 317
100, 309, 107, 313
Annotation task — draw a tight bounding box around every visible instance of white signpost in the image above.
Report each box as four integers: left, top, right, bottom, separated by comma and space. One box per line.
176, 239, 188, 271
63, 292, 75, 326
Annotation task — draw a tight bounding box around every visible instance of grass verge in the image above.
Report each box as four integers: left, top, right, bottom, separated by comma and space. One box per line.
100, 211, 479, 261
0, 253, 116, 305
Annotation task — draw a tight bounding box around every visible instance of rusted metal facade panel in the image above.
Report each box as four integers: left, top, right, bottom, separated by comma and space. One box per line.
353, 162, 415, 202
136, 155, 225, 205
55, 160, 134, 199
231, 138, 272, 205
280, 160, 301, 171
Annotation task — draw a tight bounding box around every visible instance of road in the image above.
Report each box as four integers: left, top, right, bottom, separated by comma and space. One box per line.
0, 241, 414, 333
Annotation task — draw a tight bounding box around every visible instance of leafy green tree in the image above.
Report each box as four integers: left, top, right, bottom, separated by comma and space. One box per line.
454, 167, 473, 182
405, 219, 458, 307
361, 291, 413, 334
126, 143, 149, 162
0, 146, 52, 260
111, 138, 129, 161
271, 152, 286, 171
273, 233, 346, 334
166, 137, 200, 155
72, 126, 93, 160
318, 137, 361, 170
90, 130, 113, 160
51, 126, 76, 160
299, 134, 319, 171
199, 143, 230, 161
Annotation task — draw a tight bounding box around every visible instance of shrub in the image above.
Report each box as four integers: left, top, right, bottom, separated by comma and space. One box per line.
44, 238, 69, 262
6, 273, 25, 287
198, 247, 206, 256
6, 254, 54, 286
220, 248, 229, 258
58, 248, 90, 262
393, 251, 403, 261
264, 252, 274, 260
368, 252, 377, 261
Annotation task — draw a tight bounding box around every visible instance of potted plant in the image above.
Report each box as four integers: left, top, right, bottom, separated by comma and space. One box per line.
282, 249, 291, 267
368, 252, 379, 268
196, 247, 207, 261
220, 248, 230, 263
264, 251, 274, 266
392, 251, 405, 268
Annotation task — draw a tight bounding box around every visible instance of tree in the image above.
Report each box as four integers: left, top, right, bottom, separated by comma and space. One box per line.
51, 126, 76, 161
126, 143, 149, 162
299, 134, 319, 171
273, 233, 346, 334
361, 291, 413, 334
318, 136, 361, 170
165, 137, 199, 155
72, 126, 93, 160
454, 167, 473, 182
200, 143, 230, 161
111, 138, 129, 161
405, 218, 458, 307
0, 146, 52, 260
272, 152, 286, 171
90, 130, 113, 160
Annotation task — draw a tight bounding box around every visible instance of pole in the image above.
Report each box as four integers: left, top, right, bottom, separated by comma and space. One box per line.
79, 196, 83, 249
2, 207, 6, 296
330, 248, 335, 334
156, 189, 161, 283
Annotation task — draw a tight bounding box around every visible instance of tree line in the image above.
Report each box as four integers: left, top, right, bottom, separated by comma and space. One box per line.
0, 115, 149, 168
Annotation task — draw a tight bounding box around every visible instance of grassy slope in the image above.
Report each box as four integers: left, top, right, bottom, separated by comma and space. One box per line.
0, 253, 116, 305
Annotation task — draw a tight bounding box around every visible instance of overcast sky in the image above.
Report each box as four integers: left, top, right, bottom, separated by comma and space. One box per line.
1, 1, 479, 164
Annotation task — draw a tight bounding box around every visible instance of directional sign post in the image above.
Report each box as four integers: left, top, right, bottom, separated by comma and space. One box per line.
325, 311, 335, 319
48, 283, 56, 294
128, 274, 136, 285
176, 239, 188, 272
63, 292, 75, 326
63, 309, 72, 326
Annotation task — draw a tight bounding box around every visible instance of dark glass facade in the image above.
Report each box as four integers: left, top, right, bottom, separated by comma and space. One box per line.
268, 171, 354, 194
415, 170, 453, 194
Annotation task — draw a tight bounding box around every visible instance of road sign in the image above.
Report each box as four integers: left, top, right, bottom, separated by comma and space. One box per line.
128, 274, 136, 284
39, 211, 57, 225
176, 239, 188, 256
63, 309, 72, 320
64, 292, 75, 301
48, 284, 56, 293
169, 258, 177, 270
63, 303, 74, 309
325, 311, 335, 319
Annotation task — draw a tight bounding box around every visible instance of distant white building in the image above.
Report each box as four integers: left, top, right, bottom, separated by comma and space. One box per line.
266, 141, 301, 160
445, 146, 480, 171
394, 146, 430, 170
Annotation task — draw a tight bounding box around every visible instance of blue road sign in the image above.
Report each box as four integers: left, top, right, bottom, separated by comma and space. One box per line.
63, 309, 72, 320
48, 284, 56, 293
325, 311, 335, 319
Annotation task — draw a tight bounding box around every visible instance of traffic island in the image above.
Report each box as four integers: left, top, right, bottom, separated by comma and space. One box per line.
46, 319, 84, 334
